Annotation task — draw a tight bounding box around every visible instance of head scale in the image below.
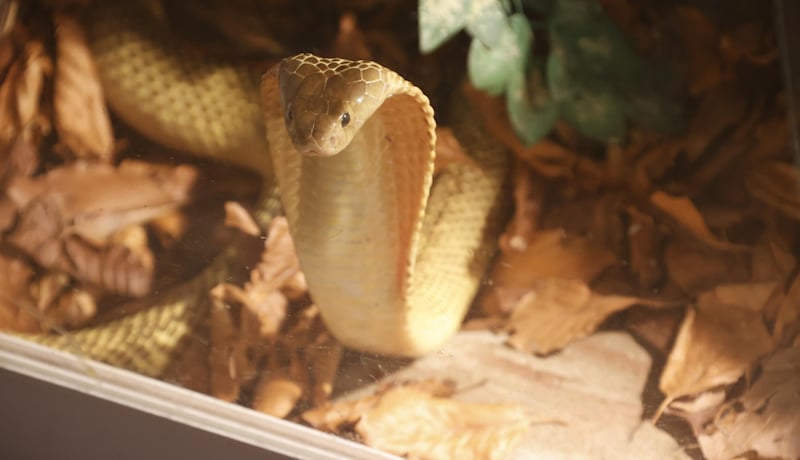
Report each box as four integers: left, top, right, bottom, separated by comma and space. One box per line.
277, 54, 387, 157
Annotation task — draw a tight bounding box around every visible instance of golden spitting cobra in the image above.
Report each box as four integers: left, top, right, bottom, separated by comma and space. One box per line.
17, 2, 509, 371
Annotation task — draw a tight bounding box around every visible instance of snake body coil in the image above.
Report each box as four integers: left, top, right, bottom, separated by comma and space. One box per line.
22, 2, 509, 368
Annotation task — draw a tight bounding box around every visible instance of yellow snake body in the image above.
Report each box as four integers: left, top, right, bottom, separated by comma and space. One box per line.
23, 2, 509, 367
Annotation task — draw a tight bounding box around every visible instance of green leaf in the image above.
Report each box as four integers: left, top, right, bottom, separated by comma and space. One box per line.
521, 0, 555, 14
506, 67, 559, 145
624, 88, 683, 134
551, 0, 602, 24
561, 88, 627, 141
465, 0, 509, 48
418, 0, 471, 53
467, 13, 533, 95
544, 47, 574, 102
546, 0, 682, 138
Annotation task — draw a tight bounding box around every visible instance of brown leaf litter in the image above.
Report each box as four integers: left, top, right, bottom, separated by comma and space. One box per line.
304, 379, 531, 460
1, 1, 799, 459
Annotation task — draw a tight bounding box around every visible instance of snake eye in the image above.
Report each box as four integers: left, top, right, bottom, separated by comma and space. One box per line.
285, 104, 293, 122
340, 112, 350, 127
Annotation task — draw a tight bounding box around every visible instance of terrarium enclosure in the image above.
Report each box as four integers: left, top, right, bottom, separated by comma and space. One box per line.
0, 0, 798, 459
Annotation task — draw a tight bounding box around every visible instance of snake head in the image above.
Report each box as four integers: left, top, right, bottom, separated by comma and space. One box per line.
278, 53, 389, 157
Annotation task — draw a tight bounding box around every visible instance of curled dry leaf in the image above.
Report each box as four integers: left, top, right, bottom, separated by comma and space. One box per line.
223, 201, 260, 236
659, 282, 775, 405
61, 225, 154, 297
5, 161, 195, 295
355, 386, 530, 460
250, 216, 303, 294
209, 217, 305, 404
0, 36, 51, 146
698, 346, 800, 460
482, 229, 617, 314
53, 14, 113, 160
505, 278, 671, 355
6, 161, 197, 245
650, 191, 749, 252
209, 283, 275, 402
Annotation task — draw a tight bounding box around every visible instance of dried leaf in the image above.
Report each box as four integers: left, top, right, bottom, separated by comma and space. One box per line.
209, 217, 303, 403
663, 239, 750, 294
250, 217, 302, 292
625, 307, 684, 353
681, 83, 749, 162
61, 225, 154, 297
148, 209, 190, 247
498, 161, 543, 252
673, 6, 730, 95
5, 162, 195, 295
650, 191, 748, 251
209, 284, 266, 402
53, 14, 113, 160
223, 201, 260, 236
0, 251, 38, 332
665, 389, 726, 434
625, 206, 663, 289
744, 115, 790, 163
29, 271, 97, 329
251, 375, 304, 418
0, 38, 51, 146
482, 229, 617, 314
751, 238, 796, 283
773, 273, 800, 345
698, 346, 800, 459
306, 333, 343, 406
720, 20, 779, 67
506, 278, 670, 354
356, 386, 530, 460
696, 281, 777, 313
746, 160, 800, 221
351, 331, 688, 458
7, 161, 197, 246
660, 285, 775, 403
0, 133, 39, 192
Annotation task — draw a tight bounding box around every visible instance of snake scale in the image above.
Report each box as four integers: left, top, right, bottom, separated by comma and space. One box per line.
20, 1, 509, 375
